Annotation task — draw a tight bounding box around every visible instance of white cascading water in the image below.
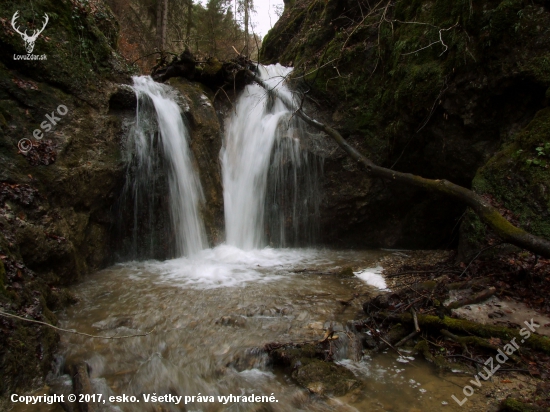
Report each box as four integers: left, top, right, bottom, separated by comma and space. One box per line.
222, 64, 320, 250
127, 76, 207, 257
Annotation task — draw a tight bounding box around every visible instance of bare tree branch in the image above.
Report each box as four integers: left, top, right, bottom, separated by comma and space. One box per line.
246, 68, 550, 258
0, 310, 155, 340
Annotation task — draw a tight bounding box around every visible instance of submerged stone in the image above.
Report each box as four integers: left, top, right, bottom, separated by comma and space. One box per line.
292, 360, 361, 396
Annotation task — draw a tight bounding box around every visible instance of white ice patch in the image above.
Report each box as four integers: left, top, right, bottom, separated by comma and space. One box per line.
354, 266, 387, 289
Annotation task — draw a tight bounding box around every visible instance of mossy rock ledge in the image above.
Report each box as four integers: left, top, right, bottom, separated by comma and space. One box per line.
262, 0, 550, 251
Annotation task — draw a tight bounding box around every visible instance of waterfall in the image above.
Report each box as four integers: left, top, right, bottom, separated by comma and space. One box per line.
121, 76, 207, 258
222, 64, 322, 250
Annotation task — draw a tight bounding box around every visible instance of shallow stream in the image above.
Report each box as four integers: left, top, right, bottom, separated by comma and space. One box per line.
13, 247, 489, 412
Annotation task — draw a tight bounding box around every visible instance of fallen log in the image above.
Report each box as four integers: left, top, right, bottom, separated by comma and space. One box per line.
377, 313, 550, 354
440, 329, 521, 363
245, 68, 550, 259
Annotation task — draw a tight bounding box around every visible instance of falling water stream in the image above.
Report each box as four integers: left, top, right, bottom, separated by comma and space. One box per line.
222, 64, 321, 249
13, 67, 487, 412
120, 76, 208, 258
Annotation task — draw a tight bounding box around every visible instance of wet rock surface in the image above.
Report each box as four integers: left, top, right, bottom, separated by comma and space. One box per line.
0, 0, 135, 395
267, 343, 362, 397
167, 78, 225, 245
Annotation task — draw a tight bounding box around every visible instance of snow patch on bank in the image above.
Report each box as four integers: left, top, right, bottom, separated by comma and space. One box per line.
354, 266, 388, 290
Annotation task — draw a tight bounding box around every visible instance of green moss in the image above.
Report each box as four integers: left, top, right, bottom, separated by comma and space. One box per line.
389, 62, 444, 107
402, 313, 550, 354
0, 260, 6, 296
0, 0, 133, 98
460, 208, 488, 252
486, 0, 523, 42
202, 58, 223, 77
465, 108, 550, 242
1, 317, 59, 394
523, 55, 550, 87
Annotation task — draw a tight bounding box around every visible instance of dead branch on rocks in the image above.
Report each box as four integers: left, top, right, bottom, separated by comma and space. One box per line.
0, 310, 155, 340
445, 286, 496, 310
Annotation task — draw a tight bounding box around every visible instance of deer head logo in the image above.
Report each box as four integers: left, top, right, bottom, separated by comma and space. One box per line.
11, 11, 49, 54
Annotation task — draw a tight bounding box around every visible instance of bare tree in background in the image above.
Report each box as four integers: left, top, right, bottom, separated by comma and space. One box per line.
162, 0, 169, 51
106, 0, 258, 71
244, 0, 249, 55
185, 0, 193, 46
237, 0, 253, 56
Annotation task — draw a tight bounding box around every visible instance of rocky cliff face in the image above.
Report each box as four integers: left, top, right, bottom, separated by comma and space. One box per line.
0, 0, 134, 394
0, 0, 225, 396
167, 78, 224, 246
261, 0, 550, 251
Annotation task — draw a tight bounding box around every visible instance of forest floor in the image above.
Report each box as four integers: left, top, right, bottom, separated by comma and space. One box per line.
265, 248, 550, 411
364, 249, 550, 411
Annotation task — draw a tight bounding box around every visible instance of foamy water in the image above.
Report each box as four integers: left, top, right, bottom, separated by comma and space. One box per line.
9, 248, 482, 412
117, 246, 344, 289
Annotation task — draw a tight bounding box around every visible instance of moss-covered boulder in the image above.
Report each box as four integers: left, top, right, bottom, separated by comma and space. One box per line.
269, 343, 362, 396
460, 107, 550, 255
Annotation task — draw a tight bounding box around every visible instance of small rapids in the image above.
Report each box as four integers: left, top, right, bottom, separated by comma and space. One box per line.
16, 249, 475, 412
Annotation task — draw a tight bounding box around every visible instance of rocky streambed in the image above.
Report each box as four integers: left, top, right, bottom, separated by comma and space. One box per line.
8, 247, 546, 412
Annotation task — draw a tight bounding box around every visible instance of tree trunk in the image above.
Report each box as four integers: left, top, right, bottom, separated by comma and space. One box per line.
156, 0, 163, 50
185, 0, 193, 47
244, 0, 249, 56
162, 0, 168, 51
246, 69, 550, 258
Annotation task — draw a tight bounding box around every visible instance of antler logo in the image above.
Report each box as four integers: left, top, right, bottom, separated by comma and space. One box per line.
11, 11, 49, 54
